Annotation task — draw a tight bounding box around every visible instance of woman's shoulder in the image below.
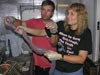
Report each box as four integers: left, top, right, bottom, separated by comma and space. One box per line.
84, 28, 92, 34
57, 20, 64, 25
81, 28, 92, 37
57, 21, 65, 32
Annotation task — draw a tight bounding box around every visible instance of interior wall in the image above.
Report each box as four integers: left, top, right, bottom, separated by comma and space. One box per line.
81, 0, 100, 62
80, 0, 95, 60
92, 0, 100, 62
97, 0, 100, 59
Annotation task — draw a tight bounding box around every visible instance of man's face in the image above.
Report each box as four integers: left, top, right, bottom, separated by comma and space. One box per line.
41, 5, 54, 20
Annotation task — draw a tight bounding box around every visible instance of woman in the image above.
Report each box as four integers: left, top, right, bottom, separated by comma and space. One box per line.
44, 3, 92, 75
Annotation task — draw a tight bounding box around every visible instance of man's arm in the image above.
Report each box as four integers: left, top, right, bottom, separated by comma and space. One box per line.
16, 26, 47, 36
8, 16, 58, 46
7, 16, 46, 36
16, 25, 58, 47
50, 34, 58, 47
13, 18, 23, 26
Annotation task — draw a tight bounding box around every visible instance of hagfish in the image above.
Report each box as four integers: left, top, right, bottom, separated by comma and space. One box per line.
4, 16, 55, 75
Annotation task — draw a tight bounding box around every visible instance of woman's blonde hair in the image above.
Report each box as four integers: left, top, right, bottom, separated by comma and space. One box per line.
64, 3, 88, 36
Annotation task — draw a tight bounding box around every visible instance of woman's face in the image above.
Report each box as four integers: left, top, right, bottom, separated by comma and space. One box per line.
66, 9, 78, 26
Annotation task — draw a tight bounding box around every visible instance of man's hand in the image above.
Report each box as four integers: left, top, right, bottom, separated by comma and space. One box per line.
15, 26, 27, 35
4, 16, 16, 24
45, 21, 58, 34
17, 26, 28, 31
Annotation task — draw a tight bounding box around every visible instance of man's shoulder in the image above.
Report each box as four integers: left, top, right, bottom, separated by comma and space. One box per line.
28, 18, 42, 21
34, 18, 43, 22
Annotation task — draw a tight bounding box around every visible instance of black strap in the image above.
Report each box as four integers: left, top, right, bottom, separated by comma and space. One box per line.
45, 27, 58, 37
45, 27, 52, 37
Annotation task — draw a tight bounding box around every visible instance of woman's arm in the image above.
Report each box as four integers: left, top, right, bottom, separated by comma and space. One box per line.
44, 50, 88, 64
58, 50, 88, 64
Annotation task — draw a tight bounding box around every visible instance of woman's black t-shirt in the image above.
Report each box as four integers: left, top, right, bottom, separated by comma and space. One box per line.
56, 21, 92, 72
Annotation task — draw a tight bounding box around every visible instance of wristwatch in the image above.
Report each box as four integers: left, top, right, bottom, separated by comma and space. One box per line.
60, 54, 64, 61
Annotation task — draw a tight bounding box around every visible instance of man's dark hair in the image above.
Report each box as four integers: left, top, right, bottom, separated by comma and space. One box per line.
41, 0, 55, 12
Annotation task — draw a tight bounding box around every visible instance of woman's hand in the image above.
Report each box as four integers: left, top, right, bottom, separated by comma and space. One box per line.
44, 51, 61, 61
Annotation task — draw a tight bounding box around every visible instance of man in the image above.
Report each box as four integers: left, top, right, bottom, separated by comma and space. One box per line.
5, 0, 58, 75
